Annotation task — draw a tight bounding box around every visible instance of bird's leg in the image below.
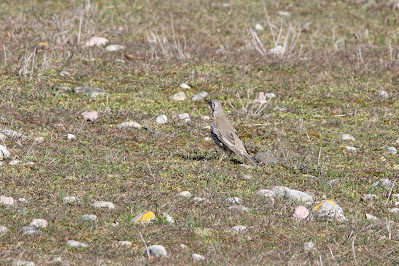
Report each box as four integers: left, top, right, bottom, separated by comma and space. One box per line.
217, 152, 225, 164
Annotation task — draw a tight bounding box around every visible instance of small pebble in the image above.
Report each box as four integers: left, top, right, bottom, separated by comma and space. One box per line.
163, 213, 175, 224
67, 240, 88, 248
191, 91, 208, 101
22, 162, 35, 166
292, 206, 310, 221
254, 23, 264, 31
269, 45, 284, 55
82, 215, 97, 221
15, 261, 35, 266
156, 115, 168, 124
177, 191, 192, 198
389, 208, 399, 213
59, 70, 70, 77
201, 116, 210, 120
193, 197, 207, 203
145, 245, 167, 258
92, 201, 115, 210
0, 145, 11, 160
0, 196, 14, 206
170, 92, 186, 101
180, 83, 191, 89
392, 194, 399, 200
366, 213, 379, 221
304, 241, 315, 251
117, 121, 142, 129
21, 226, 40, 235
105, 44, 124, 51
377, 90, 389, 100
363, 194, 377, 200
53, 257, 62, 263
265, 92, 276, 98
118, 241, 132, 246
228, 205, 249, 212
81, 111, 98, 122
204, 137, 212, 142
341, 134, 355, 141
67, 134, 76, 140
387, 147, 397, 154
230, 225, 248, 233
85, 36, 108, 47
372, 178, 393, 189
9, 160, 20, 165
242, 175, 252, 180
74, 87, 106, 98
29, 219, 48, 228
192, 254, 205, 262
0, 226, 8, 235
180, 244, 187, 249
346, 146, 357, 151
63, 196, 77, 204
257, 189, 275, 198
178, 113, 190, 120
226, 197, 243, 204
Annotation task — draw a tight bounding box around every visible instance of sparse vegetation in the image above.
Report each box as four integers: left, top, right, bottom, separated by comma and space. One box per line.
1, 0, 399, 264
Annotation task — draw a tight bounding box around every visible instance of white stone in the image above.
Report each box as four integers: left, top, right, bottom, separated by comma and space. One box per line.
277, 11, 291, 17
193, 197, 207, 202
191, 91, 208, 101
265, 92, 276, 98
346, 146, 357, 151
243, 175, 252, 180
15, 261, 35, 266
30, 219, 48, 228
226, 197, 243, 204
0, 145, 10, 160
341, 134, 355, 141
366, 213, 379, 221
67, 134, 76, 140
22, 162, 35, 166
145, 245, 167, 258
192, 254, 205, 262
170, 92, 186, 101
178, 113, 190, 120
85, 36, 108, 47
105, 44, 124, 51
163, 213, 175, 224
377, 90, 389, 100
92, 201, 115, 210
389, 208, 399, 213
0, 226, 7, 235
180, 83, 191, 89
363, 194, 377, 200
201, 116, 210, 120
269, 45, 284, 55
304, 241, 315, 251
203, 126, 211, 130
67, 240, 88, 248
254, 23, 264, 31
81, 111, 98, 122
0, 196, 14, 206
82, 214, 97, 221
118, 241, 132, 246
392, 194, 399, 200
177, 191, 192, 198
156, 115, 168, 124
117, 121, 142, 129
230, 225, 248, 233
9, 160, 20, 165
204, 137, 212, 142
63, 196, 77, 204
387, 147, 397, 154
372, 179, 393, 189
180, 244, 187, 249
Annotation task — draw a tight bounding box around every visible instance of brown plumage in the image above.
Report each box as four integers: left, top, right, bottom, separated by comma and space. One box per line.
206, 99, 258, 165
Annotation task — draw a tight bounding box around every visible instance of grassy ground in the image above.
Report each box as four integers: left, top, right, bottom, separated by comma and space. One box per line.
1, 0, 399, 264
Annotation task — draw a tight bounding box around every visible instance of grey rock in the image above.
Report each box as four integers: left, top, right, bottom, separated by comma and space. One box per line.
271, 186, 313, 204
372, 178, 393, 189
254, 151, 278, 166
82, 215, 97, 221
377, 90, 389, 100
105, 44, 124, 52
341, 134, 355, 141
145, 245, 167, 258
0, 226, 7, 235
170, 92, 186, 101
177, 191, 192, 198
387, 147, 397, 154
21, 226, 40, 235
67, 240, 88, 248
363, 194, 377, 200
74, 86, 106, 98
257, 189, 275, 198
191, 91, 208, 101
228, 205, 249, 212
117, 121, 141, 129
226, 197, 243, 204
156, 115, 168, 124
366, 213, 379, 221
314, 200, 346, 222
15, 261, 35, 266
304, 241, 315, 251
192, 254, 205, 262
389, 208, 399, 213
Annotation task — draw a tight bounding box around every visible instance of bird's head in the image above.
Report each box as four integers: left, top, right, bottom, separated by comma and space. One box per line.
205, 99, 222, 112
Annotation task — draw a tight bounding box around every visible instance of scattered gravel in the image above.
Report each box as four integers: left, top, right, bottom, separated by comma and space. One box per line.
156, 115, 168, 124
67, 240, 88, 248
191, 91, 208, 101
170, 92, 186, 101
92, 201, 115, 210
145, 245, 167, 258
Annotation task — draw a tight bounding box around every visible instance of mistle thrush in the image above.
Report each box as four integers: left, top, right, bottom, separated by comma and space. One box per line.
206, 99, 258, 165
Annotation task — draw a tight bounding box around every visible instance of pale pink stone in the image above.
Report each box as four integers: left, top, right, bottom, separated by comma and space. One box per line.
256, 92, 265, 101
292, 205, 310, 220
0, 196, 14, 206
81, 111, 98, 122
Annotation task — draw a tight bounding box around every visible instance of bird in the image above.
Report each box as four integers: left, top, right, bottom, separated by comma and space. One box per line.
206, 99, 258, 165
